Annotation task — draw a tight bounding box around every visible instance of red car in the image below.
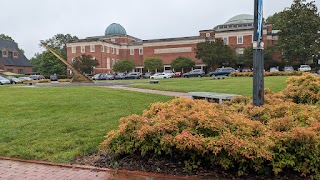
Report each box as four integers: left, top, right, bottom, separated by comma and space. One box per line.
173, 72, 182, 78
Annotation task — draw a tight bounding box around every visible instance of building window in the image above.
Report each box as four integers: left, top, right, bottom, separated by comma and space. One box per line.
90, 45, 95, 52
116, 48, 119, 55
206, 33, 210, 37
13, 51, 18, 58
237, 35, 243, 44
223, 37, 228, 45
112, 59, 115, 66
2, 50, 8, 57
130, 49, 134, 55
101, 45, 104, 52
81, 46, 85, 53
107, 46, 110, 53
72, 47, 76, 53
7, 69, 13, 73
107, 58, 110, 69
111, 48, 114, 54
139, 48, 143, 55
18, 69, 24, 74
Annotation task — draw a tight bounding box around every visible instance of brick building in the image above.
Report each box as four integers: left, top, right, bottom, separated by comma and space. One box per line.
0, 38, 32, 75
66, 14, 278, 75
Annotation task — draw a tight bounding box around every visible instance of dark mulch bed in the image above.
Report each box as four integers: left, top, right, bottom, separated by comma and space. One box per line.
73, 152, 308, 180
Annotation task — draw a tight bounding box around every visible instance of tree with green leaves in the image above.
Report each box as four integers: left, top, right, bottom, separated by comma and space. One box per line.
0, 34, 15, 42
31, 34, 78, 75
30, 51, 67, 75
72, 55, 99, 74
241, 45, 283, 69
266, 12, 284, 30
171, 56, 195, 71
112, 59, 135, 72
144, 57, 163, 72
269, 0, 320, 65
195, 39, 236, 69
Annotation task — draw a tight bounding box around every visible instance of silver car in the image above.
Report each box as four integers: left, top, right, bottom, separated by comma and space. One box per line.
0, 76, 11, 85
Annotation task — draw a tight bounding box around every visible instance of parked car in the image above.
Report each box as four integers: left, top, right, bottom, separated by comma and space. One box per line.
150, 73, 171, 79
269, 67, 279, 72
143, 72, 153, 79
114, 73, 126, 80
173, 72, 182, 78
0, 76, 11, 85
124, 72, 141, 79
4, 76, 23, 84
29, 75, 45, 80
209, 67, 235, 77
105, 74, 115, 80
50, 74, 58, 81
284, 66, 294, 72
298, 65, 311, 72
18, 77, 33, 81
92, 73, 107, 80
163, 70, 175, 78
241, 68, 252, 72
183, 69, 205, 78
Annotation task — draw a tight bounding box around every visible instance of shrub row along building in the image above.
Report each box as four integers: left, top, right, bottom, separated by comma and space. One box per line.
67, 14, 279, 75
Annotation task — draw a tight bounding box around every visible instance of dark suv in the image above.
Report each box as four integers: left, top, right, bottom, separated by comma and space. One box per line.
209, 67, 235, 77
183, 69, 205, 78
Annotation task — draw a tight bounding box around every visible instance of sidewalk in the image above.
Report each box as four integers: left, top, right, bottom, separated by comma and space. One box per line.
107, 86, 192, 99
0, 157, 193, 180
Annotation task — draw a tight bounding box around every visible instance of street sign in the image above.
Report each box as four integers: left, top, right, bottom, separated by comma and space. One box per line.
257, 0, 263, 44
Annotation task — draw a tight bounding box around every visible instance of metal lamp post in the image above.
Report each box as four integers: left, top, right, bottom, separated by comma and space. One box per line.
253, 0, 264, 106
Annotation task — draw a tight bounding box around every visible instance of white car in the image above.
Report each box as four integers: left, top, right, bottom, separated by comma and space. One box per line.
162, 70, 175, 77
0, 76, 11, 85
269, 67, 279, 72
150, 73, 171, 79
298, 65, 311, 72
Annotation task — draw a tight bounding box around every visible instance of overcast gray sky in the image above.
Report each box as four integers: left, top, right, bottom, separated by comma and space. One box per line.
1, 0, 319, 59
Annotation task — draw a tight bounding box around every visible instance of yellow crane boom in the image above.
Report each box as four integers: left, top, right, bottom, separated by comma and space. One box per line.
41, 42, 93, 83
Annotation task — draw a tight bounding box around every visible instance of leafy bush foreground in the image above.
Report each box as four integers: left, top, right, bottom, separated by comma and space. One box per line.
100, 74, 320, 178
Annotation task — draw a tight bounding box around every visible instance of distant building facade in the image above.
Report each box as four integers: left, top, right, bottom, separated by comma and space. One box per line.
0, 38, 32, 74
66, 14, 279, 75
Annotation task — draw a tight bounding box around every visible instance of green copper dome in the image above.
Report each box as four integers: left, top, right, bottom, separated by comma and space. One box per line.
225, 14, 254, 24
105, 23, 127, 36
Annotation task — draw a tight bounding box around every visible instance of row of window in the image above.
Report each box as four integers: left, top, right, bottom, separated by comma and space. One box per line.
222, 35, 256, 45
0, 50, 18, 58
71, 45, 143, 55
6, 68, 24, 74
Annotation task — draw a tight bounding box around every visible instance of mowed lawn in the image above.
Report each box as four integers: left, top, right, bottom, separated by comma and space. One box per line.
0, 86, 172, 163
129, 76, 289, 97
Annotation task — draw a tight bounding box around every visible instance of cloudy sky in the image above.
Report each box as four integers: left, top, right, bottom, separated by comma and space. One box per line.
1, 0, 319, 59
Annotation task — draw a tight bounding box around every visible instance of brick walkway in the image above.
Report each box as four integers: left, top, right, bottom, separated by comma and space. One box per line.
0, 157, 191, 180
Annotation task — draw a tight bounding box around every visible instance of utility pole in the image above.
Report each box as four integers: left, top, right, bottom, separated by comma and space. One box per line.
253, 0, 264, 106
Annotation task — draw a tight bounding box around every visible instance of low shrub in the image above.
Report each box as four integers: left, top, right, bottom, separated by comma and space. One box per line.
58, 79, 71, 83
231, 71, 303, 77
282, 74, 320, 105
36, 79, 51, 83
101, 92, 320, 177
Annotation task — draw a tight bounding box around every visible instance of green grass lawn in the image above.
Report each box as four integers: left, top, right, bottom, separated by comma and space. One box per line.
128, 76, 289, 97
0, 86, 172, 163
0, 76, 289, 163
